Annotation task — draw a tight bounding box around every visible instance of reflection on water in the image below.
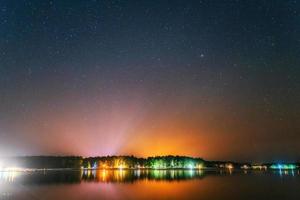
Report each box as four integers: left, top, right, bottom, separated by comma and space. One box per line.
0, 169, 299, 184
0, 169, 206, 185
0, 169, 300, 200
81, 169, 205, 183
0, 171, 20, 183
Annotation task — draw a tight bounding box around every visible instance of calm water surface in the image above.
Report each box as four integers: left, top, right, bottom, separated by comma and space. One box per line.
0, 169, 299, 200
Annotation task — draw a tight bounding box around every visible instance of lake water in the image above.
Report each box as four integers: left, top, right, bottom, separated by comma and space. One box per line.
0, 169, 299, 200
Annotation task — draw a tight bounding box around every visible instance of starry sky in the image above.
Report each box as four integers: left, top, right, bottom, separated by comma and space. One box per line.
0, 0, 299, 162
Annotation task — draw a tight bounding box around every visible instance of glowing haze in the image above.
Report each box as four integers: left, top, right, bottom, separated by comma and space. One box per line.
0, 0, 299, 162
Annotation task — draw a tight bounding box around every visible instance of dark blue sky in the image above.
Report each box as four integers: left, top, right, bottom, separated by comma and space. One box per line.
0, 0, 299, 161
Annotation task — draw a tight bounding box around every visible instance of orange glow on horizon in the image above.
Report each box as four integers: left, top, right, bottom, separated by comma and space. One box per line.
11, 96, 299, 162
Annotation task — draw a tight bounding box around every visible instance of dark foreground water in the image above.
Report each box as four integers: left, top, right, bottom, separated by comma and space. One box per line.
0, 169, 299, 200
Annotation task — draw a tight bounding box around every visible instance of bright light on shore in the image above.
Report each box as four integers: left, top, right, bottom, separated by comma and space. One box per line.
0, 167, 23, 172
118, 165, 124, 170
188, 164, 194, 169
270, 164, 297, 170
197, 164, 204, 169
226, 164, 234, 170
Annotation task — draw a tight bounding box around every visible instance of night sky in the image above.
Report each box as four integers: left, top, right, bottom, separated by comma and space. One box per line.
0, 0, 299, 162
